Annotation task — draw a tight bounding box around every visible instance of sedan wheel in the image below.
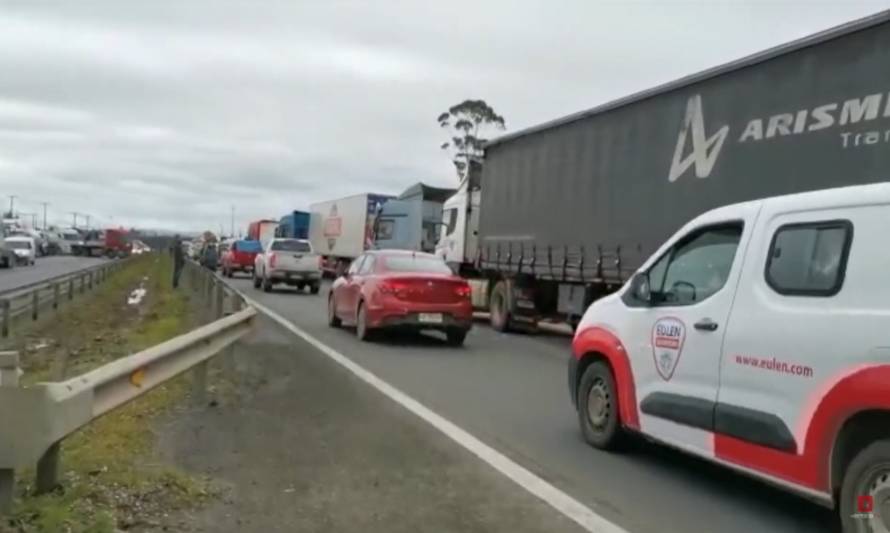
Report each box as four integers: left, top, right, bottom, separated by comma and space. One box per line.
327, 295, 341, 328
356, 302, 372, 341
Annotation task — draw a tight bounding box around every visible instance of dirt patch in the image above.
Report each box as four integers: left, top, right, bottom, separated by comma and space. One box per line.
1, 255, 215, 533
157, 317, 585, 533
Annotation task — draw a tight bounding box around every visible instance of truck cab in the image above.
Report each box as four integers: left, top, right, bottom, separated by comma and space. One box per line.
436, 164, 481, 270
374, 182, 456, 254
570, 182, 890, 531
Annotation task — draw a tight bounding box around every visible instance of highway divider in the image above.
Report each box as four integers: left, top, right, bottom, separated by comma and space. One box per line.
0, 260, 256, 512
0, 260, 128, 339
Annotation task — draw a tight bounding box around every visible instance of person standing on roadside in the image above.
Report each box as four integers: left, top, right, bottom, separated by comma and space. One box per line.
172, 235, 184, 289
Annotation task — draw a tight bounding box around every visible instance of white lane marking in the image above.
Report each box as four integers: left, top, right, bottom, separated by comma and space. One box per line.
242, 294, 630, 533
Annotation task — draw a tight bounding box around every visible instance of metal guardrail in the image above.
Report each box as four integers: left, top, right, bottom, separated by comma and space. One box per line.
0, 260, 129, 338
0, 260, 256, 511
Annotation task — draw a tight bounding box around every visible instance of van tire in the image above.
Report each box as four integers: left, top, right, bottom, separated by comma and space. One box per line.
489, 281, 512, 332
577, 361, 624, 450
309, 283, 320, 295
839, 439, 890, 533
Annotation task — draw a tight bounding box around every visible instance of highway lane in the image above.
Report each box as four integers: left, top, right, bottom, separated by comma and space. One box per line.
0, 256, 108, 294
230, 276, 836, 533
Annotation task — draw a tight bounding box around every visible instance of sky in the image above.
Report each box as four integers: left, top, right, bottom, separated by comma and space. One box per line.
0, 0, 888, 234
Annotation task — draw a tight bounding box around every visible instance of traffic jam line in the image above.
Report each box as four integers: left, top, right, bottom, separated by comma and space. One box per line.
239, 292, 630, 533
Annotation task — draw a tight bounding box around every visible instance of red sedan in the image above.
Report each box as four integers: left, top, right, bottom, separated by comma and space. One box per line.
327, 250, 472, 346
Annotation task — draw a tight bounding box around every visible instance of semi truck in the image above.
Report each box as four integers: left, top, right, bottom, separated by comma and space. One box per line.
247, 219, 279, 248
275, 211, 311, 239
72, 228, 131, 257
309, 193, 393, 276
437, 11, 890, 332
372, 182, 456, 254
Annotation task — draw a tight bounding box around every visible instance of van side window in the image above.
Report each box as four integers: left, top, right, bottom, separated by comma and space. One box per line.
765, 220, 852, 296
650, 223, 743, 306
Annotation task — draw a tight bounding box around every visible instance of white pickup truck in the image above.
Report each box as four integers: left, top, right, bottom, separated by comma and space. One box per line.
253, 238, 322, 294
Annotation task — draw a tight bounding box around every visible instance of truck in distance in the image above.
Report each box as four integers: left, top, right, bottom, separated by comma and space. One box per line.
247, 219, 279, 248
275, 211, 310, 239
309, 193, 393, 276
372, 182, 455, 254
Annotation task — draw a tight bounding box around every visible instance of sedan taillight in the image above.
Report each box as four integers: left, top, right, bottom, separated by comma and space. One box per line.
455, 282, 471, 299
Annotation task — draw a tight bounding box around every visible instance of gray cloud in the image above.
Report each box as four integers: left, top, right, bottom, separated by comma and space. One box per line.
0, 0, 888, 232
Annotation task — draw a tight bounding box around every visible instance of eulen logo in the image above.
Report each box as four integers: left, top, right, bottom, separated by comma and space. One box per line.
668, 95, 729, 183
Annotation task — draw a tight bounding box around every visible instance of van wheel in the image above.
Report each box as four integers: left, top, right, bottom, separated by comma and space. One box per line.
489, 281, 512, 332
310, 283, 320, 295
840, 440, 890, 533
577, 361, 624, 450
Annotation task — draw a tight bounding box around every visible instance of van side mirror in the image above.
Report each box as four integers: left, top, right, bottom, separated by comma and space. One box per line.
630, 273, 652, 304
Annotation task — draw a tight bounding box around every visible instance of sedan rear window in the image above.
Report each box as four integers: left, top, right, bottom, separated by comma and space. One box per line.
383, 255, 452, 274
271, 240, 311, 252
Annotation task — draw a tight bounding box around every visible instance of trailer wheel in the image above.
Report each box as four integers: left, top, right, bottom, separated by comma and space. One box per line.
489, 281, 512, 332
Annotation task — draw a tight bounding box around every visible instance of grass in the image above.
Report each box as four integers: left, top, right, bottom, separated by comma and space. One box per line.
1, 254, 217, 533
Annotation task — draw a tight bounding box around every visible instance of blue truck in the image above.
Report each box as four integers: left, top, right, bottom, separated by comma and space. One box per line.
372, 182, 456, 253
275, 210, 311, 239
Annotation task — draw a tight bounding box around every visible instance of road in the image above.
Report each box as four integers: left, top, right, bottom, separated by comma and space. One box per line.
0, 256, 107, 294
229, 276, 837, 533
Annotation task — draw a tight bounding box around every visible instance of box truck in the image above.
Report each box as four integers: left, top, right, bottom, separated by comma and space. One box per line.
437, 11, 890, 332
309, 193, 393, 276
372, 182, 456, 254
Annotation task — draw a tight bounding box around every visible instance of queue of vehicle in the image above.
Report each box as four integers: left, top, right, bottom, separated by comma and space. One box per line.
231, 13, 890, 531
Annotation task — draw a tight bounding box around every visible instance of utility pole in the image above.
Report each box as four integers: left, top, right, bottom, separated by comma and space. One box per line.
6, 196, 16, 218
69, 212, 78, 229
230, 205, 235, 239
40, 202, 49, 230
85, 215, 91, 229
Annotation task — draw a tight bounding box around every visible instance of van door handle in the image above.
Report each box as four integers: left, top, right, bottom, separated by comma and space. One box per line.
694, 319, 719, 332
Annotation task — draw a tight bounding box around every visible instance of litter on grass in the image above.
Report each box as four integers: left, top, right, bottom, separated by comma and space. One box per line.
127, 287, 148, 306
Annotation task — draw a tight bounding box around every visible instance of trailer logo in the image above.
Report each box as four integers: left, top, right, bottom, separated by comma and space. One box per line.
668, 95, 728, 182
652, 317, 686, 381
324, 204, 342, 251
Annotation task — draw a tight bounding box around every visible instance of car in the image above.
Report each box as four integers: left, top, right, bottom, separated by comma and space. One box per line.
222, 239, 262, 278
5, 236, 36, 265
327, 250, 472, 345
568, 182, 890, 531
253, 238, 321, 293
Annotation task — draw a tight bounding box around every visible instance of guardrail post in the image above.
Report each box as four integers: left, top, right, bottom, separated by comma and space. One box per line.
88, 271, 94, 290
68, 278, 74, 301
35, 354, 66, 496
1, 299, 9, 338
80, 274, 86, 294
0, 351, 20, 513
31, 289, 39, 321
52, 282, 60, 310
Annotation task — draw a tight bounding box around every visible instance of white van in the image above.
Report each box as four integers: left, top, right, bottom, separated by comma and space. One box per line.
568, 182, 890, 532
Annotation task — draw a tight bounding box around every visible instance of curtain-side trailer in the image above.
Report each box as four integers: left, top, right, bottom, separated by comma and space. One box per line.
438, 12, 890, 332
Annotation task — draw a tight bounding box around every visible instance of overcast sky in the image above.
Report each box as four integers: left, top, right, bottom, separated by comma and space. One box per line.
0, 0, 888, 234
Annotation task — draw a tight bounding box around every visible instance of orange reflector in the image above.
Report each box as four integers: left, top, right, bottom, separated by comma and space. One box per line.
130, 368, 145, 387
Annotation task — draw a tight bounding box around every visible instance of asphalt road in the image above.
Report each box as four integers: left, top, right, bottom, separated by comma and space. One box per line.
229, 276, 837, 533
0, 256, 107, 294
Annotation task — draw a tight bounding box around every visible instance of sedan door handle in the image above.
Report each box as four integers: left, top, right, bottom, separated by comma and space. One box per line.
694, 318, 719, 332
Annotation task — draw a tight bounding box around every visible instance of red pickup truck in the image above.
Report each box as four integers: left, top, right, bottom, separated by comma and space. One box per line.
221, 239, 262, 278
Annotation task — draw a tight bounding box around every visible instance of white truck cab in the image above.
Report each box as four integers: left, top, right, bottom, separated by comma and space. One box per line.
569, 182, 890, 531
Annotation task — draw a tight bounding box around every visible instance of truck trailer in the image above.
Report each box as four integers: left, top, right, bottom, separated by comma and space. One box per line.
309, 193, 393, 276
247, 219, 279, 248
437, 12, 890, 332
276, 211, 311, 239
